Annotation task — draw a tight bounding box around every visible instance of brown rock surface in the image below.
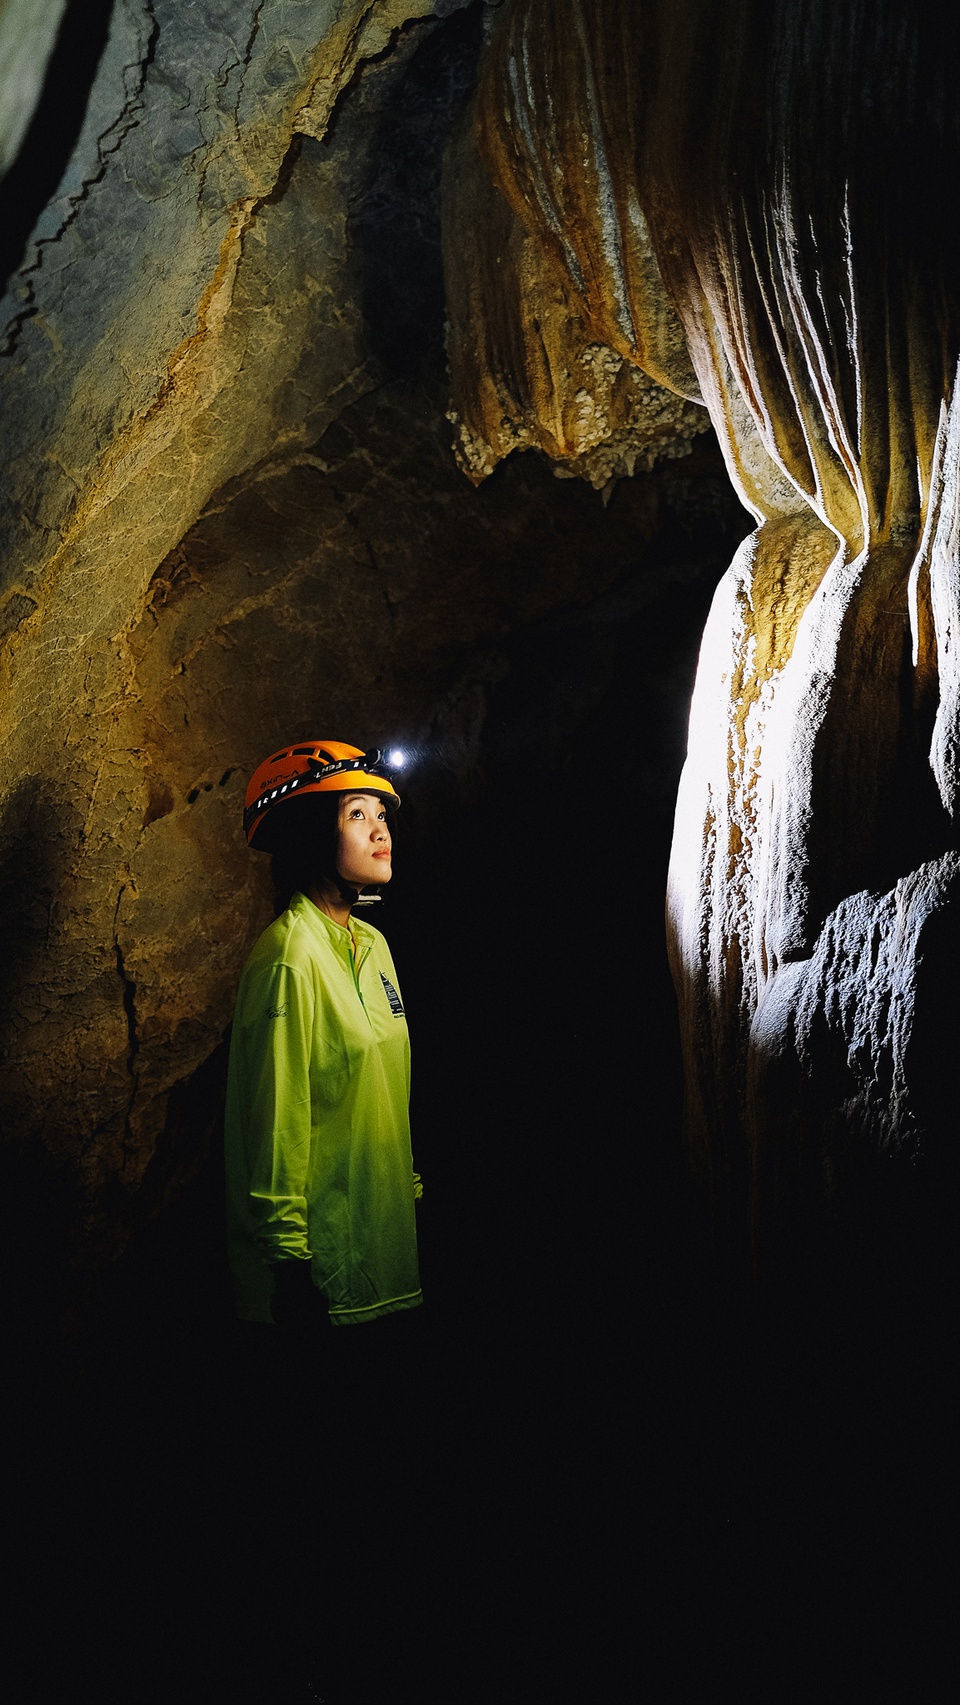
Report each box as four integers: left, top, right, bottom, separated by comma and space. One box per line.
0, 2, 460, 1257
443, 115, 708, 487
0, 1, 722, 1269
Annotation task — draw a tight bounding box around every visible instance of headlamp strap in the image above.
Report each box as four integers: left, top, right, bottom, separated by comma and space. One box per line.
244, 749, 393, 834
306, 749, 387, 781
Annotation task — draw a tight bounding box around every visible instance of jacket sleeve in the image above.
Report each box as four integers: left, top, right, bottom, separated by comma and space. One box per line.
235, 961, 316, 1262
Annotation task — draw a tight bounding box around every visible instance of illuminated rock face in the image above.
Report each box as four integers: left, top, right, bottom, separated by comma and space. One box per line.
0, 0, 475, 1255
443, 113, 709, 489
462, 0, 960, 1231
0, 0, 726, 1266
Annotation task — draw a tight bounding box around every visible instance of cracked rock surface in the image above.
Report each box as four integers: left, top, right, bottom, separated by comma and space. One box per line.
0, 0, 729, 1267
0, 1, 465, 1257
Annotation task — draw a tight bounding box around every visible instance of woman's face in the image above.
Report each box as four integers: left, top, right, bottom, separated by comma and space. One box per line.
336, 791, 393, 887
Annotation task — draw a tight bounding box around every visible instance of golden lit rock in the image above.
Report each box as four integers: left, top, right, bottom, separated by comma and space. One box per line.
0, 1, 449, 1256
443, 116, 707, 487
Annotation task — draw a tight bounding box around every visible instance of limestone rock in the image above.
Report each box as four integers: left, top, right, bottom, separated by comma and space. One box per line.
469, 0, 960, 1232
1, 1, 731, 1274
443, 115, 708, 487
0, 2, 456, 1258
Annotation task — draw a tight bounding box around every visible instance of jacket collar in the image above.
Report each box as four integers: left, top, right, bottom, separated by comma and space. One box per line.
290, 890, 375, 952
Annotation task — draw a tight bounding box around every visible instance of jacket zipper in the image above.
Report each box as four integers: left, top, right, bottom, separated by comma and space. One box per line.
348, 936, 370, 1010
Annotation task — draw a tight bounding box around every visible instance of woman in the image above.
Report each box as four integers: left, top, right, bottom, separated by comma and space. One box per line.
225, 739, 422, 1330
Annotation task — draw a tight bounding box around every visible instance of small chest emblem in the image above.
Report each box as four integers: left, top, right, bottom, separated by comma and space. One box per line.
379, 972, 405, 1016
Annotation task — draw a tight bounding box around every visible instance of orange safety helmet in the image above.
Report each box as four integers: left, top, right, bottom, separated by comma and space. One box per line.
243, 740, 401, 850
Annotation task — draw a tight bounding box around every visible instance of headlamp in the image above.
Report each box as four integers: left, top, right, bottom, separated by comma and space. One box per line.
306, 747, 402, 783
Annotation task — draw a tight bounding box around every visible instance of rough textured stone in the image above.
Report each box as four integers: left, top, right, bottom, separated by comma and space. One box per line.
0, 1, 463, 1256
0, 0, 735, 1272
469, 0, 960, 1234
443, 115, 708, 488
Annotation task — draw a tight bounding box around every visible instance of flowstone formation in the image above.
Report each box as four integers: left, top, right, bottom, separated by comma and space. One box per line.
452, 0, 960, 1237
442, 16, 708, 492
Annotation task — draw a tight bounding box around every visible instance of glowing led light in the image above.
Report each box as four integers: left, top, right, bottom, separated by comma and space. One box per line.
387, 748, 407, 768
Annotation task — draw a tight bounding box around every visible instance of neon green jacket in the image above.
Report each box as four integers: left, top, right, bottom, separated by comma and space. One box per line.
225, 892, 422, 1326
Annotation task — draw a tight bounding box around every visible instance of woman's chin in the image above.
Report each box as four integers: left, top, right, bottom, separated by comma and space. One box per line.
354, 868, 392, 889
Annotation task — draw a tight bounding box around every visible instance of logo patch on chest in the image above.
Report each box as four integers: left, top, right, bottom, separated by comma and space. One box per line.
379, 972, 405, 1016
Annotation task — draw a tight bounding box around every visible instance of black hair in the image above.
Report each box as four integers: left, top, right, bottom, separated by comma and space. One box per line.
267, 791, 396, 917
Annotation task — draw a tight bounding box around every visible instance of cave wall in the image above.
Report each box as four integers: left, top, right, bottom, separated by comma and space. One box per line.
0, 0, 492, 1254
0, 1, 68, 181
6, 0, 952, 1269
450, 0, 960, 1238
0, 1, 435, 1250
0, 0, 728, 1268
